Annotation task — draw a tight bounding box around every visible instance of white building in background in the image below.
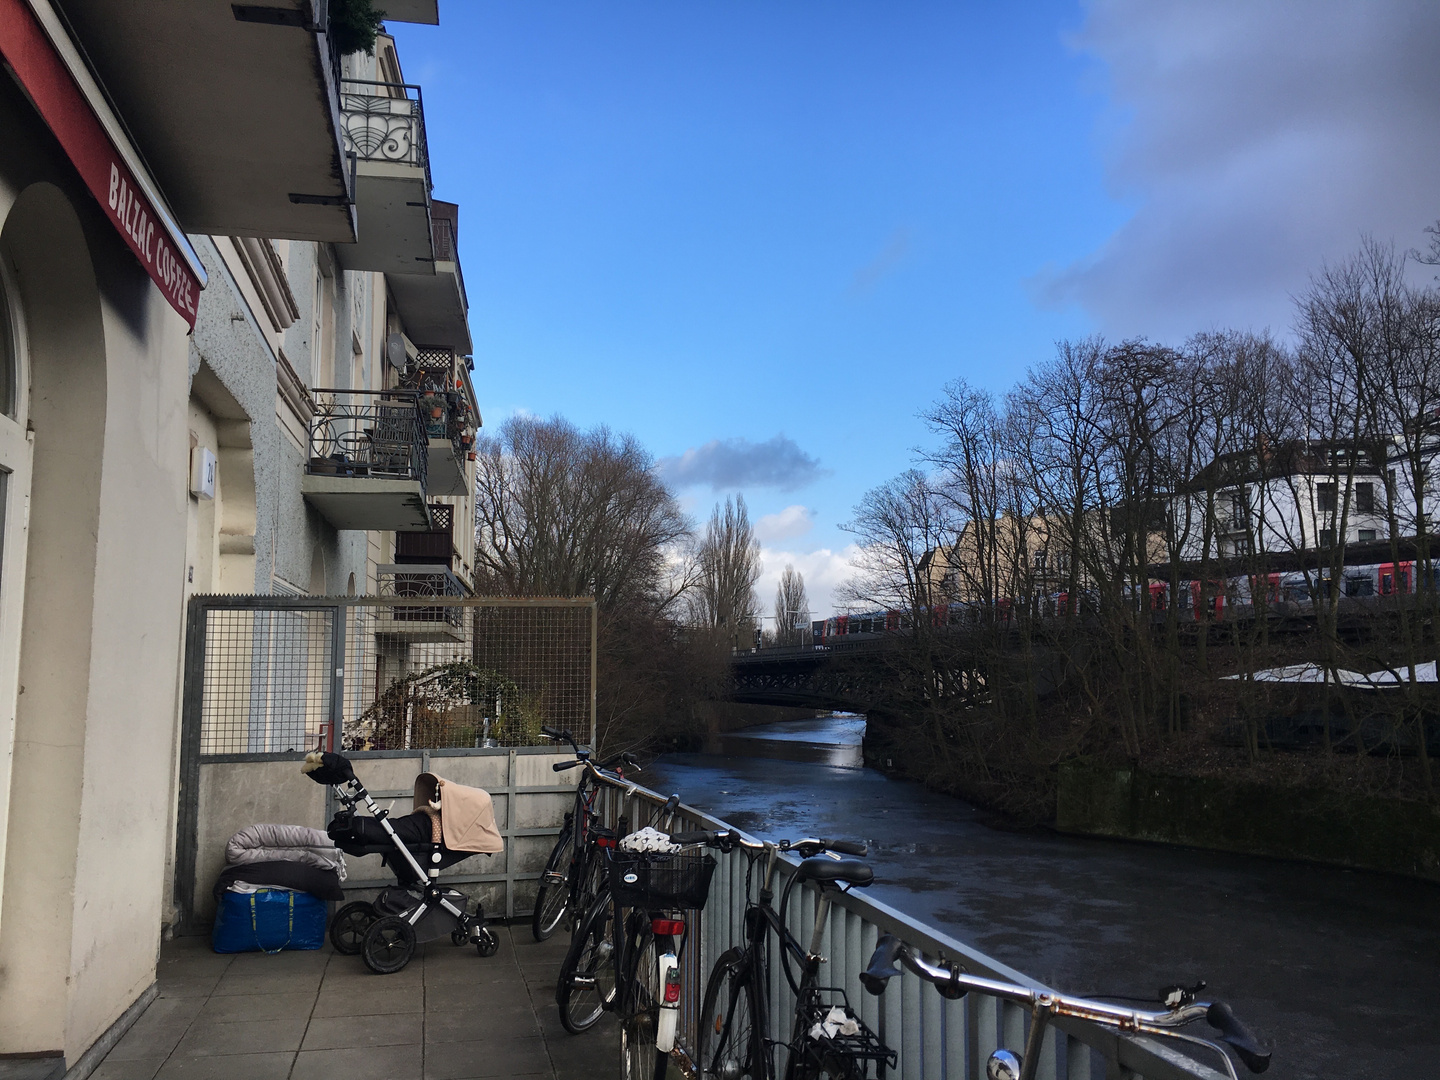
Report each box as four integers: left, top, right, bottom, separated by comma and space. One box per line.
1177, 441, 1396, 560
0, 1, 479, 1070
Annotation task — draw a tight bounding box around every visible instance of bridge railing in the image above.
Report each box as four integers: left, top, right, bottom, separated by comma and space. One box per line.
593, 774, 1227, 1080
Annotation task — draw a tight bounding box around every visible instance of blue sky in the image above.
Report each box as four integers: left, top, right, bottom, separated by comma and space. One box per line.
392, 1, 1440, 615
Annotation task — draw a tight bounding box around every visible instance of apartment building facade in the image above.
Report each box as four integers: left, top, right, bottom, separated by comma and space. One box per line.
1176, 441, 1394, 560
0, 2, 477, 1070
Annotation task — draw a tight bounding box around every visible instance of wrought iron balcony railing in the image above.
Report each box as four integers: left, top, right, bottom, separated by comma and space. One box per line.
432, 213, 469, 305
306, 389, 428, 489
339, 80, 432, 193
432, 215, 456, 261
375, 564, 468, 631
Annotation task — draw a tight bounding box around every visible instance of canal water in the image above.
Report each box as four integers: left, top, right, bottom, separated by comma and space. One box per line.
647, 714, 1440, 1080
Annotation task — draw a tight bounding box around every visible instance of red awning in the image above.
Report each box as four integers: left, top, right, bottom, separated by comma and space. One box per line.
0, 0, 205, 327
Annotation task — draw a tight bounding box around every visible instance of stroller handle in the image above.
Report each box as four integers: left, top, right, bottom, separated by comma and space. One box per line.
302, 751, 356, 786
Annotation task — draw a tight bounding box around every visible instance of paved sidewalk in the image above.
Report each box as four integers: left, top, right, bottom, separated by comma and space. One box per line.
91, 924, 618, 1080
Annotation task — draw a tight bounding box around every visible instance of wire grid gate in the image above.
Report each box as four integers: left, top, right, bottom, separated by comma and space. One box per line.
189, 595, 595, 753
175, 594, 596, 927
591, 776, 1228, 1080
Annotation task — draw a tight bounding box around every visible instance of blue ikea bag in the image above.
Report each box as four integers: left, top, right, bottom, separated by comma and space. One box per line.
212, 888, 326, 953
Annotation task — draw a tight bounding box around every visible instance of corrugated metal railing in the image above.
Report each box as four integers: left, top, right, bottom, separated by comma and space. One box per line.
593, 775, 1226, 1080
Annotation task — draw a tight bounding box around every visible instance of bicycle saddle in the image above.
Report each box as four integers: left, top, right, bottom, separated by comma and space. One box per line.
796, 856, 873, 888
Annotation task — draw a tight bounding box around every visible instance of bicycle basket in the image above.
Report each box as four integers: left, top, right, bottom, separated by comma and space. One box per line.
609, 850, 716, 911
794, 988, 895, 1076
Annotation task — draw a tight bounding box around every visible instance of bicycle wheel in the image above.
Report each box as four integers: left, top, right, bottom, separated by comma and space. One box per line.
619, 916, 665, 1080
699, 951, 759, 1080
532, 825, 575, 941
557, 893, 618, 1034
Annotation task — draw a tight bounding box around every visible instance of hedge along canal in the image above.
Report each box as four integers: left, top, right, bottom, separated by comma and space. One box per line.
1055, 760, 1440, 882
647, 712, 1440, 1080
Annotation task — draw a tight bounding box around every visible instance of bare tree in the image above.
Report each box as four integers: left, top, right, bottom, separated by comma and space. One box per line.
472, 414, 690, 608
471, 414, 699, 751
773, 565, 811, 647
841, 470, 955, 619
692, 495, 761, 650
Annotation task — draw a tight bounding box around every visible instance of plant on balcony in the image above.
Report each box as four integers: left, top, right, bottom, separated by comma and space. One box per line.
330, 0, 386, 57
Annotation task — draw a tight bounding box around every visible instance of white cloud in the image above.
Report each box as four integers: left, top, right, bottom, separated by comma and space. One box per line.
754, 505, 814, 544
755, 544, 862, 621
1034, 0, 1440, 340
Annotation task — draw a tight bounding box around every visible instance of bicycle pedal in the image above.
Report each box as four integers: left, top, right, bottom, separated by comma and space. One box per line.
542, 871, 566, 886
569, 974, 597, 989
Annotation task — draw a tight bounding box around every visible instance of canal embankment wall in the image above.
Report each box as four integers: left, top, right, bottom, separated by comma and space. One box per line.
1055, 759, 1440, 881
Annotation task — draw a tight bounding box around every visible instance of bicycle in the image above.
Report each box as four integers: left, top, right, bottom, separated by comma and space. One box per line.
860, 934, 1271, 1080
555, 791, 683, 1037
533, 725, 639, 942
671, 827, 888, 1080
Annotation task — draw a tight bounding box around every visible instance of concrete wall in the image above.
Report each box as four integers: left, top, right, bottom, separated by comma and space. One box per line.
1056, 760, 1440, 882
189, 750, 576, 927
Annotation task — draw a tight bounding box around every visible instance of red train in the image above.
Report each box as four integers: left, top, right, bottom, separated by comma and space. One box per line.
810, 559, 1429, 644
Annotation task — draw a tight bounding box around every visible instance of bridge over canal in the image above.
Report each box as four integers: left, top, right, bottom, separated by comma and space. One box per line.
727, 637, 951, 711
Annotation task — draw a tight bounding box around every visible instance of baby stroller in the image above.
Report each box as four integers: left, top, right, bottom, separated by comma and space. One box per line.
303, 751, 502, 973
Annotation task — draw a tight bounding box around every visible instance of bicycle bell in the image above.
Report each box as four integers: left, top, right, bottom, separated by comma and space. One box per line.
986, 1049, 1022, 1080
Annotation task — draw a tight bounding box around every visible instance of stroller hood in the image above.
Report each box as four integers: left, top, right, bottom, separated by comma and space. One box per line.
414, 773, 504, 854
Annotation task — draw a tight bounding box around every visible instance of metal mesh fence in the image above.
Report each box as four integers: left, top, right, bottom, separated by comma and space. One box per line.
198, 606, 336, 755
192, 597, 595, 757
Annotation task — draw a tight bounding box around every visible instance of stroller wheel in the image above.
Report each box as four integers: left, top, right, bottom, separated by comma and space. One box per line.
362, 916, 417, 974
330, 901, 378, 956
476, 927, 500, 958
451, 926, 468, 947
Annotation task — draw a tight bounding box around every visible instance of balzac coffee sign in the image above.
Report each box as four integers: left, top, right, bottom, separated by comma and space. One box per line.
0, 0, 205, 327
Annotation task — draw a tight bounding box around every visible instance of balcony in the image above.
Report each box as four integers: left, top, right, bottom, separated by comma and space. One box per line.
301, 390, 430, 530
387, 201, 473, 355
335, 80, 435, 274
57, 1, 356, 241
403, 350, 477, 496
373, 564, 467, 641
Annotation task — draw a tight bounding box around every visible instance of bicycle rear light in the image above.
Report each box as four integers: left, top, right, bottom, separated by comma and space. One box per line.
651, 918, 686, 936
664, 968, 682, 1004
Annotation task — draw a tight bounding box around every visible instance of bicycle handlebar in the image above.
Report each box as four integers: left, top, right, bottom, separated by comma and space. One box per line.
862, 935, 1270, 1076
540, 726, 576, 750
1206, 1002, 1271, 1074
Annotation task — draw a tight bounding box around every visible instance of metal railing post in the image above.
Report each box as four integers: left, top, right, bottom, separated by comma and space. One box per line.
172, 597, 209, 932
329, 602, 346, 752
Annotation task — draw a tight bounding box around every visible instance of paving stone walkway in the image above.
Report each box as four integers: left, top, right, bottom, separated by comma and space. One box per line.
91, 924, 618, 1080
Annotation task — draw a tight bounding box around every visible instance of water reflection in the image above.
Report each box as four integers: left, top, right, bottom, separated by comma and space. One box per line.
716, 712, 866, 768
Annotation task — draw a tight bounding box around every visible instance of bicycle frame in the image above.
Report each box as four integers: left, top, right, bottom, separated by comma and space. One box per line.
540, 729, 634, 935
726, 844, 844, 1080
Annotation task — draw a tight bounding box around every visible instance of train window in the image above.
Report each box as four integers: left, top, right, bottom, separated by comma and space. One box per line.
1381, 573, 1393, 594
1345, 575, 1374, 597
